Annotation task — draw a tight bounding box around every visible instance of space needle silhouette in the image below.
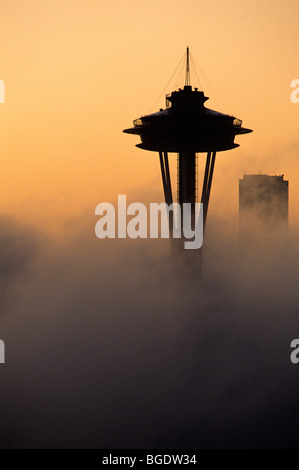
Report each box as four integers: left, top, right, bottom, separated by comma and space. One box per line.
124, 48, 252, 270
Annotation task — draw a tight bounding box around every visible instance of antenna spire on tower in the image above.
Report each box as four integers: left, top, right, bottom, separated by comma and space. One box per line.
185, 46, 190, 86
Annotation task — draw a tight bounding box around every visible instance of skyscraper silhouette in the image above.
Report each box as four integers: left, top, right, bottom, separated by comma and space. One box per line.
239, 174, 289, 241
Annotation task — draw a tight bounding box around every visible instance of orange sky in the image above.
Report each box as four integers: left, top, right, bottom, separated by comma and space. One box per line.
0, 0, 298, 232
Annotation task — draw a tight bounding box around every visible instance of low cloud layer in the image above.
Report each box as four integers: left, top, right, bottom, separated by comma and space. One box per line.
0, 213, 298, 449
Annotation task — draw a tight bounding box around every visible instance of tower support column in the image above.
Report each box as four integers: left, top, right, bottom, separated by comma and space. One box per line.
159, 151, 173, 206
178, 151, 196, 230
159, 151, 174, 239
201, 151, 216, 231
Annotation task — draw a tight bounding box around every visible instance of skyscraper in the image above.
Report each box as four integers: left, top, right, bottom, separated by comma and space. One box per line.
239, 174, 289, 240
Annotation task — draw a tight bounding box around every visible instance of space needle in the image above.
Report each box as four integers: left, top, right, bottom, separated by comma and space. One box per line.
124, 48, 252, 271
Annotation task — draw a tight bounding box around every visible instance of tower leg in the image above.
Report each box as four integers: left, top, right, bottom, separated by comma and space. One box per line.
177, 150, 202, 276
201, 151, 216, 232
158, 150, 217, 277
178, 151, 196, 229
159, 151, 172, 206
177, 151, 197, 258
159, 151, 173, 239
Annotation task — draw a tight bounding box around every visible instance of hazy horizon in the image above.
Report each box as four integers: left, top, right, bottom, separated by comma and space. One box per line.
0, 0, 298, 449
